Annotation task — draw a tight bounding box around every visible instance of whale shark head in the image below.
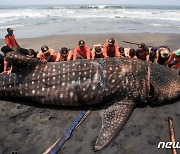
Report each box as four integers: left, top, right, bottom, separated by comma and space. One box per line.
148, 64, 180, 105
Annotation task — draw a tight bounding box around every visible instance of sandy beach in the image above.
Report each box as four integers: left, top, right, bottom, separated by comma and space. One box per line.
0, 33, 180, 154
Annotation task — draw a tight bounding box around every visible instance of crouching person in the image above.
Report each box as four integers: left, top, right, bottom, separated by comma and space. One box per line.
37, 45, 57, 63
56, 47, 73, 61
91, 44, 104, 59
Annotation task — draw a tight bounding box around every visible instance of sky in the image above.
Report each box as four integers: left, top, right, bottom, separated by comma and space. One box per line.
1, 0, 180, 6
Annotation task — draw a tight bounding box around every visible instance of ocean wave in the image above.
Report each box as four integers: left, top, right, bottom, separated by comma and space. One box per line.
43, 5, 125, 10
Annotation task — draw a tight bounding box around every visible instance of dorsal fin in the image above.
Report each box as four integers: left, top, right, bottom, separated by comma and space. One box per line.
94, 99, 135, 151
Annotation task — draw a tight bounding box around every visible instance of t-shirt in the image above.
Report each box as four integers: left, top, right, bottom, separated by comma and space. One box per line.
5, 34, 19, 48
103, 43, 120, 57
37, 49, 57, 62
73, 45, 90, 60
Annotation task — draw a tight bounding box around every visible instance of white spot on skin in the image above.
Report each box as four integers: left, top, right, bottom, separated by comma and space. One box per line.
32, 90, 35, 94
60, 94, 63, 98
62, 82, 65, 86
70, 92, 73, 97
92, 86, 96, 90
53, 77, 56, 80
42, 87, 45, 91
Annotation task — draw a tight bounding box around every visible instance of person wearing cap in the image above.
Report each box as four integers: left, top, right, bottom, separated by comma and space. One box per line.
73, 40, 91, 60
5, 28, 20, 50
165, 49, 180, 69
102, 38, 120, 58
150, 46, 170, 65
118, 46, 136, 58
136, 43, 150, 61
56, 47, 73, 61
37, 45, 57, 63
91, 44, 104, 59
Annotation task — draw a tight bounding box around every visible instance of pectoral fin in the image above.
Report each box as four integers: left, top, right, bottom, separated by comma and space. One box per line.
94, 99, 135, 151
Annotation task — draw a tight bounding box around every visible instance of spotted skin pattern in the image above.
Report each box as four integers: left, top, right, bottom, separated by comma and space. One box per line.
0, 52, 179, 151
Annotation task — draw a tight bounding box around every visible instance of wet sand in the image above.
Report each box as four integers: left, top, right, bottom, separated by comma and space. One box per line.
0, 33, 180, 154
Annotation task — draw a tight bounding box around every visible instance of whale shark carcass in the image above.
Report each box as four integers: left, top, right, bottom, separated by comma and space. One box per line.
0, 52, 179, 151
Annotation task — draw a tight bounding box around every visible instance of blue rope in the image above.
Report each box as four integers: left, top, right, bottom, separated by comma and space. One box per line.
49, 110, 87, 154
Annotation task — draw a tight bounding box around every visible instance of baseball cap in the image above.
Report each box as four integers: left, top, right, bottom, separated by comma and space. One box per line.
174, 49, 180, 56
60, 47, 69, 56
78, 40, 85, 47
138, 43, 146, 49
108, 38, 115, 45
7, 27, 14, 31
160, 48, 170, 58
41, 45, 49, 52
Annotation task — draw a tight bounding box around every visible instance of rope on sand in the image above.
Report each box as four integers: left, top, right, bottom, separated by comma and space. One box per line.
43, 109, 92, 154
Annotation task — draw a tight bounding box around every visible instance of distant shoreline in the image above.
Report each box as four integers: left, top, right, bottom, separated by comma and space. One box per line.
0, 33, 179, 52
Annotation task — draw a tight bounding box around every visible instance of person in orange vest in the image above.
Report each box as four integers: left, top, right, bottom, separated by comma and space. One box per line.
37, 45, 57, 63
5, 28, 20, 50
91, 44, 104, 59
73, 40, 91, 60
56, 47, 73, 61
2, 28, 29, 74
102, 38, 120, 58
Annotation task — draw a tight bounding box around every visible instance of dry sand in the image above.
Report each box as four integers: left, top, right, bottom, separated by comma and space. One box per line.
0, 33, 180, 154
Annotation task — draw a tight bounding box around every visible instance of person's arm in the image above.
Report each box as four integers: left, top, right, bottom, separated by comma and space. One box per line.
67, 50, 73, 61
102, 44, 108, 58
73, 47, 78, 60
85, 46, 91, 60
5, 36, 12, 48
55, 52, 61, 62
0, 59, 12, 74
164, 52, 175, 66
172, 63, 180, 69
4, 59, 8, 72
146, 48, 150, 62
91, 47, 96, 59
114, 43, 120, 57
14, 36, 20, 47
154, 50, 159, 64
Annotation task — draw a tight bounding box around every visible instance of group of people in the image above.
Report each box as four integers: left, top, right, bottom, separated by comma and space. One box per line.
0, 27, 180, 75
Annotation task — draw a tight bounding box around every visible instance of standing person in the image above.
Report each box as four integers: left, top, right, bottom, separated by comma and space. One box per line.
136, 43, 150, 61
56, 47, 73, 61
37, 45, 57, 63
150, 46, 170, 65
91, 44, 104, 59
165, 49, 180, 70
102, 38, 120, 58
73, 40, 91, 60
